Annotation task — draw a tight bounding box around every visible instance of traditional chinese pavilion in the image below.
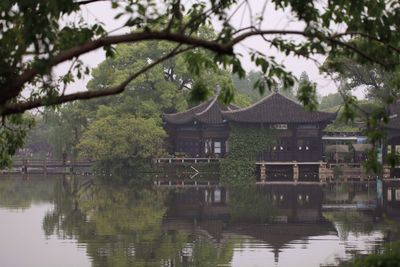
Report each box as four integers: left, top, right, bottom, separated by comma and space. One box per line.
162, 97, 238, 157
223, 93, 336, 162
222, 93, 336, 182
163, 93, 335, 164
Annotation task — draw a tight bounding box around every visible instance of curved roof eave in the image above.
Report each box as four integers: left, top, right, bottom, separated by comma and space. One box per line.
222, 93, 336, 124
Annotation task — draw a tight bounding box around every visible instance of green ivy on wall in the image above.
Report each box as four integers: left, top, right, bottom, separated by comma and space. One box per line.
221, 123, 276, 185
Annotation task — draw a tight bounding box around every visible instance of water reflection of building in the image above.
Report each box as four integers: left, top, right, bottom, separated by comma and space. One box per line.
384, 180, 400, 217
162, 184, 333, 266
230, 223, 336, 264
164, 185, 324, 224
163, 187, 230, 244
324, 182, 377, 205
162, 187, 230, 266
162, 184, 325, 248
258, 184, 324, 223
166, 186, 230, 220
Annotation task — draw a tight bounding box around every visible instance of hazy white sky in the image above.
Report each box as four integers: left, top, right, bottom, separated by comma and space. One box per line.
57, 1, 341, 97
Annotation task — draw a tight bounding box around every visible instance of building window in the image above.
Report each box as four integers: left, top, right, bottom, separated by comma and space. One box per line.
214, 141, 221, 154
396, 145, 400, 155
396, 189, 400, 201
298, 139, 303, 151
270, 124, 288, 130
205, 140, 212, 154
205, 190, 211, 203
298, 139, 312, 151
214, 189, 221, 203
388, 189, 392, 201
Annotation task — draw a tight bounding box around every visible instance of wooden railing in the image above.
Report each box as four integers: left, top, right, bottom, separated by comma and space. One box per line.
153, 157, 221, 164
4, 159, 94, 174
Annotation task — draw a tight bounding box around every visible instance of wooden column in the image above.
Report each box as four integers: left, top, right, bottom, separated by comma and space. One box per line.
319, 162, 327, 183
260, 164, 266, 182
43, 158, 47, 175
69, 159, 75, 174
22, 159, 28, 174
292, 125, 297, 161
293, 163, 299, 182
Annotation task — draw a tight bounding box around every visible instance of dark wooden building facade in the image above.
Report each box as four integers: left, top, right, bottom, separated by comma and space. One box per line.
162, 97, 237, 157
222, 93, 336, 162
163, 93, 335, 174
163, 93, 335, 164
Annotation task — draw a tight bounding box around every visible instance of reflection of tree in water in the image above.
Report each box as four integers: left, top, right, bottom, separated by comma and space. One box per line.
324, 211, 377, 240
42, 177, 236, 267
0, 175, 56, 209
3, 176, 396, 266
42, 176, 89, 237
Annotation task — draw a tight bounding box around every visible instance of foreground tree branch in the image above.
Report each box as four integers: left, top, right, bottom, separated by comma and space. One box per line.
6, 28, 398, 108
0, 0, 399, 169
1, 45, 194, 115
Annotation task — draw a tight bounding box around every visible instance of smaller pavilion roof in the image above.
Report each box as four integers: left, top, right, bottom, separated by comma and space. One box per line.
162, 96, 239, 124
222, 93, 336, 124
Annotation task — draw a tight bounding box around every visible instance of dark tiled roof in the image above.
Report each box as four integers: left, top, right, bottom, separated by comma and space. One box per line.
222, 93, 336, 123
387, 101, 400, 130
163, 97, 238, 124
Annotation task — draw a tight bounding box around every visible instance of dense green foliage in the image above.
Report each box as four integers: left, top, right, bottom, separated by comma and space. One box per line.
41, 177, 236, 266
0, 115, 34, 166
221, 123, 275, 185
319, 93, 343, 112
350, 242, 400, 267
3, 175, 400, 266
23, 39, 251, 174
232, 70, 296, 102
297, 71, 318, 111
322, 58, 400, 171
1, 0, 400, 166
78, 114, 165, 174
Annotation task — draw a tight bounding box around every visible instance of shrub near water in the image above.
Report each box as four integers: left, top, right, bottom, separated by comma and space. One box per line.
352, 242, 400, 267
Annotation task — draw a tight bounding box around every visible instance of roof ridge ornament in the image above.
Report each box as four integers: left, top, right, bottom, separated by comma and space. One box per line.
196, 95, 218, 116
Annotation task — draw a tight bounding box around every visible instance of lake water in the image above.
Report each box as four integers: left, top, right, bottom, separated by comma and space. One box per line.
0, 175, 399, 267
